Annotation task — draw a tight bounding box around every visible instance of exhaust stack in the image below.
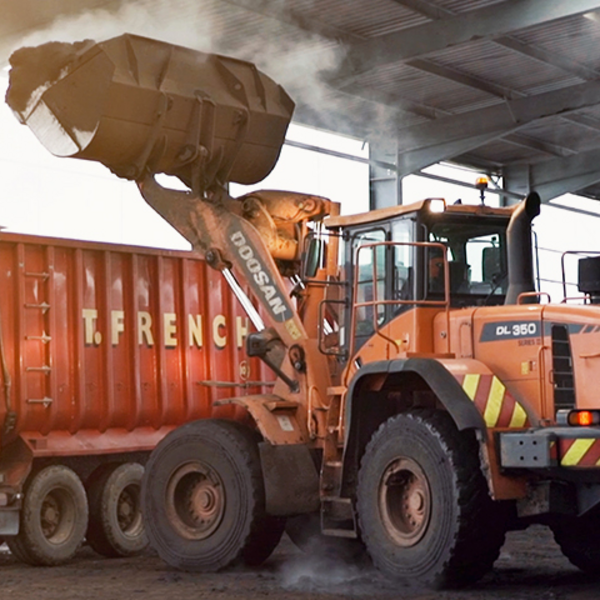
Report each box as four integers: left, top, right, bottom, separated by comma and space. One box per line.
6, 34, 295, 193
504, 191, 541, 305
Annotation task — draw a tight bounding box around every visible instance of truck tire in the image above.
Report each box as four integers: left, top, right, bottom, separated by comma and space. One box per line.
142, 419, 283, 571
241, 514, 286, 567
7, 465, 88, 566
86, 462, 147, 557
356, 410, 505, 589
551, 511, 600, 572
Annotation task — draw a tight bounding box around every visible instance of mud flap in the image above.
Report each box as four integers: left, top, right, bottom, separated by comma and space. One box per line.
0, 509, 19, 535
258, 443, 319, 516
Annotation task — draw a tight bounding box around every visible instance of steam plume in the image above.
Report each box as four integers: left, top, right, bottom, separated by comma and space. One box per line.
11, 0, 397, 142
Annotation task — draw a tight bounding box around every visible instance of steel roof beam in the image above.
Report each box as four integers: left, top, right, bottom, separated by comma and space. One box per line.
395, 80, 600, 175
565, 113, 600, 132
403, 60, 578, 158
398, 80, 600, 153
406, 58, 523, 100
504, 133, 577, 158
391, 0, 452, 20
495, 37, 600, 81
341, 0, 600, 78
507, 148, 600, 201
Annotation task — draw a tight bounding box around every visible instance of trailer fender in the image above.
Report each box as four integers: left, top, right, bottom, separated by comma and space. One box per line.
214, 395, 319, 515
214, 394, 308, 445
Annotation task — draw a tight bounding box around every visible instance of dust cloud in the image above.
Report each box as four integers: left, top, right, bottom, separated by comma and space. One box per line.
278, 549, 398, 597
9, 0, 398, 143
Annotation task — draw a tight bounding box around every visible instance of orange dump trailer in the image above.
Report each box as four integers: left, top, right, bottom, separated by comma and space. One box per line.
0, 230, 271, 565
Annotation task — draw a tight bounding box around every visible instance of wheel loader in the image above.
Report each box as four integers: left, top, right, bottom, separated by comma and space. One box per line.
8, 33, 600, 589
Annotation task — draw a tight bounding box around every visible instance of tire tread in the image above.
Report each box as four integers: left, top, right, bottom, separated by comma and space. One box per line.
357, 410, 505, 588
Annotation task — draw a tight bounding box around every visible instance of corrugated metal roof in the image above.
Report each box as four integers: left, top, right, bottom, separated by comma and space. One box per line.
437, 0, 507, 12
287, 0, 429, 38
512, 18, 600, 73
430, 40, 578, 97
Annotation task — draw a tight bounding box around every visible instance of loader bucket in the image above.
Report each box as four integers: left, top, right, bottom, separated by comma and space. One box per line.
6, 34, 295, 190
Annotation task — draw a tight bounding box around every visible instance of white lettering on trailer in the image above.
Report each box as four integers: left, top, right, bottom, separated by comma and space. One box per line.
112, 310, 125, 345
236, 317, 249, 349
82, 310, 248, 349
189, 314, 203, 347
138, 311, 154, 346
164, 313, 177, 347
82, 308, 101, 345
213, 315, 227, 349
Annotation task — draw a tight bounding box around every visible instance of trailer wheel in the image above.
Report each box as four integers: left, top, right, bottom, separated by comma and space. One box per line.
86, 462, 147, 558
142, 419, 283, 571
551, 511, 600, 572
356, 410, 505, 589
7, 465, 88, 566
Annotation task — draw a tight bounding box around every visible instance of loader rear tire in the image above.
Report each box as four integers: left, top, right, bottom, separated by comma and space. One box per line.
86, 462, 147, 558
356, 410, 505, 589
142, 419, 283, 571
7, 465, 88, 566
551, 510, 600, 573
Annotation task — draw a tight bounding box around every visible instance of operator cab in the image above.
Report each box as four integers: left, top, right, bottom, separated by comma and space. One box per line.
321, 198, 513, 354
338, 198, 510, 310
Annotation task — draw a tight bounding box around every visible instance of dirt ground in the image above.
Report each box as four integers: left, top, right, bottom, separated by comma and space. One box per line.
0, 525, 598, 600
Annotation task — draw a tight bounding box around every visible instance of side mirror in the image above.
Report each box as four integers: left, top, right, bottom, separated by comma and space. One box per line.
482, 246, 502, 282
304, 238, 324, 279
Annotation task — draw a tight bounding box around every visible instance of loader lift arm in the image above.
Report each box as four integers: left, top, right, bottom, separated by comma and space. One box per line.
137, 173, 332, 392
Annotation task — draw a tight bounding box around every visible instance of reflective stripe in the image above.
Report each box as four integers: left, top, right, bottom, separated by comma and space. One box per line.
509, 402, 528, 429
483, 377, 505, 428
458, 372, 529, 429
561, 439, 595, 466
462, 374, 480, 400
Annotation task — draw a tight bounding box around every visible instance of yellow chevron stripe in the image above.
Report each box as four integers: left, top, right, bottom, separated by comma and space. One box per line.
462, 374, 480, 400
483, 377, 505, 428
509, 402, 528, 428
561, 439, 595, 466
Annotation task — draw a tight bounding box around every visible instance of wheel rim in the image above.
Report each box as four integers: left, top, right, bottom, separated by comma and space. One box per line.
40, 488, 76, 545
117, 484, 144, 539
165, 461, 225, 540
378, 457, 431, 547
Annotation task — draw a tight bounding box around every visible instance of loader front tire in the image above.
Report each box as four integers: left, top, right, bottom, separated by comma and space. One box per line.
142, 419, 283, 571
356, 410, 505, 589
551, 510, 600, 573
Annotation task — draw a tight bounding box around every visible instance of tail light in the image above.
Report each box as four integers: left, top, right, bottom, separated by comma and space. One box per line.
556, 409, 600, 426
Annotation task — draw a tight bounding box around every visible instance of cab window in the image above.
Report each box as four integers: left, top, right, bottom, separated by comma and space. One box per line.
428, 221, 507, 303
352, 229, 387, 335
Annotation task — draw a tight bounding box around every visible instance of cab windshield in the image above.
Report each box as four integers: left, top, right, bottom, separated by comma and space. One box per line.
427, 217, 507, 303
